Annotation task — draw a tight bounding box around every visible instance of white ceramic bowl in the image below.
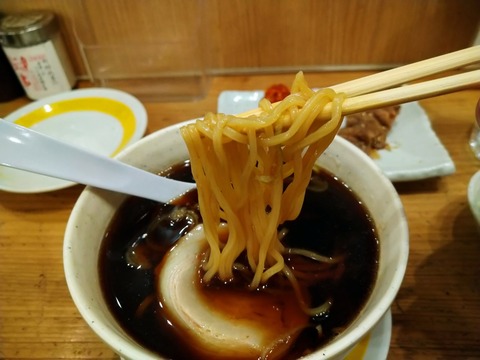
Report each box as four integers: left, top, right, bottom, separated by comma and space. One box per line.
468, 170, 480, 226
63, 121, 409, 360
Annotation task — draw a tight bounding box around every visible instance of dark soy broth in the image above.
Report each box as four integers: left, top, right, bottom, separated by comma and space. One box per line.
99, 162, 379, 359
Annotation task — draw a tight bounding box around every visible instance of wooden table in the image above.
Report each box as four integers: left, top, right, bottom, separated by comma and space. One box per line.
0, 72, 479, 359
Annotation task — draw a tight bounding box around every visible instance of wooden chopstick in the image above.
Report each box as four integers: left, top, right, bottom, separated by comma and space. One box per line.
235, 46, 480, 119
323, 69, 480, 117
330, 45, 480, 96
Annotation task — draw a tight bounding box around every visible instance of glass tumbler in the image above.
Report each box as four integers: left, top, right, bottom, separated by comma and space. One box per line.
470, 98, 480, 160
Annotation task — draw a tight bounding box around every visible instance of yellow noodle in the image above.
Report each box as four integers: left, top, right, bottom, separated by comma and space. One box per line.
180, 72, 345, 288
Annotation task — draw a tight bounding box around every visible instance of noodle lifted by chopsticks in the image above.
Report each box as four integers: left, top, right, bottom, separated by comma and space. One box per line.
181, 72, 345, 289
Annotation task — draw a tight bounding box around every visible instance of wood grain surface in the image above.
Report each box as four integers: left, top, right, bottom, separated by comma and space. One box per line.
0, 1, 479, 76
0, 71, 479, 359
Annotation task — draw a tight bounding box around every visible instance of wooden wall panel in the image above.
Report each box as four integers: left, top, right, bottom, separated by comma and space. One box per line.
0, 0, 478, 77
204, 0, 480, 71
75, 0, 200, 44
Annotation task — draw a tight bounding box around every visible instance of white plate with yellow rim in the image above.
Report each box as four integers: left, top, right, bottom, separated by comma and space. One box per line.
0, 88, 147, 193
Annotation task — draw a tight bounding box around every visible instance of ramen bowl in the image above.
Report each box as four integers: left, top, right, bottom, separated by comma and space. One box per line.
64, 120, 409, 359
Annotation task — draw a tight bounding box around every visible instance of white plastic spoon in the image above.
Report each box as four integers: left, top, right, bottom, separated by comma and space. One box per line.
0, 120, 195, 202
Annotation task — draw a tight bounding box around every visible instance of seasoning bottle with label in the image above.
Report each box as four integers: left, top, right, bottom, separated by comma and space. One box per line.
0, 11, 76, 100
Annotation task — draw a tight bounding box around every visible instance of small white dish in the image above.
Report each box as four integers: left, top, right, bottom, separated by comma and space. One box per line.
217, 90, 455, 182
1, 88, 147, 193
468, 171, 480, 226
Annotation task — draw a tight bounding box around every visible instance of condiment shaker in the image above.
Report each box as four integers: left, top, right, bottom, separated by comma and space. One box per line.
0, 11, 76, 100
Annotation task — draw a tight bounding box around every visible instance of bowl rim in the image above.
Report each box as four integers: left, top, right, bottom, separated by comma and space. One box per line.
63, 121, 409, 360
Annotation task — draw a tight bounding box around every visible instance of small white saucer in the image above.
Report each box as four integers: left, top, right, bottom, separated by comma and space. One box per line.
0, 88, 147, 193
345, 309, 391, 360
